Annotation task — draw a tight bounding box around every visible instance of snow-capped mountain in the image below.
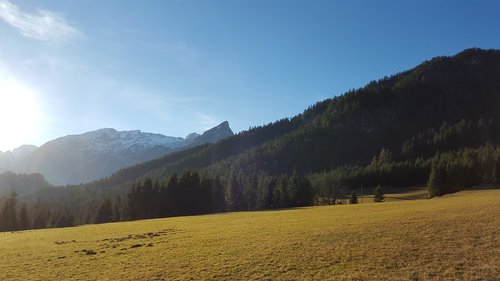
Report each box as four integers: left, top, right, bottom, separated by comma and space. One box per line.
50, 128, 186, 155
0, 121, 234, 185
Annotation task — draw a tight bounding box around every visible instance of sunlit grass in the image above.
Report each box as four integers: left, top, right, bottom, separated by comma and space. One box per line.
0, 189, 498, 280
359, 186, 429, 203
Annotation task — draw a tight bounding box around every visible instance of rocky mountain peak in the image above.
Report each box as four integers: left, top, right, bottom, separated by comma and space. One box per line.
190, 121, 234, 145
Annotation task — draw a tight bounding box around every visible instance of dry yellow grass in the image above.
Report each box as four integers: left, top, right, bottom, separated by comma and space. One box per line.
0, 189, 499, 280
359, 187, 429, 203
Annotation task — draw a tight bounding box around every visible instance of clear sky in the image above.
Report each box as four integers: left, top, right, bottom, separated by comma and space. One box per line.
1, 0, 499, 151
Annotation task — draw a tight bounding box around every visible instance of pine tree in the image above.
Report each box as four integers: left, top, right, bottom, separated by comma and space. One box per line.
163, 174, 179, 216
226, 173, 243, 211
373, 185, 385, 202
18, 204, 30, 230
113, 195, 122, 222
427, 156, 452, 197
211, 176, 226, 212
0, 192, 18, 231
349, 191, 359, 204
32, 211, 49, 229
95, 198, 113, 224
53, 211, 75, 228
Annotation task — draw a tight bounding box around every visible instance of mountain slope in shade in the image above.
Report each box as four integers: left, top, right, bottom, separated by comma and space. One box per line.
0, 122, 233, 185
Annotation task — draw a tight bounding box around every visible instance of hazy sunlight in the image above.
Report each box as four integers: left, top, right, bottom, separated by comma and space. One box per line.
0, 74, 43, 151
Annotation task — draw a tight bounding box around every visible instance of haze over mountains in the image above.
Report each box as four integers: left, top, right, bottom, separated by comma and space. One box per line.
0, 121, 233, 185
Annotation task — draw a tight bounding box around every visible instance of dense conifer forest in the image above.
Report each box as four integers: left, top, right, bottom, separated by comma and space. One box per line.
2, 48, 500, 231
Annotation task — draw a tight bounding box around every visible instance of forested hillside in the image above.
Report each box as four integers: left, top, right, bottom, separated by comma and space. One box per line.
100, 48, 500, 184
2, 48, 500, 231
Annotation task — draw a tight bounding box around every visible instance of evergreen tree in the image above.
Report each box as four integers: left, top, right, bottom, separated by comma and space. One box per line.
164, 174, 179, 216
272, 176, 288, 208
349, 191, 359, 204
211, 176, 226, 212
373, 185, 385, 202
225, 173, 243, 211
52, 211, 75, 228
18, 204, 30, 230
290, 173, 314, 207
427, 155, 454, 197
0, 192, 18, 231
95, 198, 113, 224
113, 195, 123, 222
32, 211, 49, 229
200, 177, 214, 213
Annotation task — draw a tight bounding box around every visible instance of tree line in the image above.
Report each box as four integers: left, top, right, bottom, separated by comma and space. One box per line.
0, 192, 75, 232
1, 145, 498, 232
107, 171, 314, 223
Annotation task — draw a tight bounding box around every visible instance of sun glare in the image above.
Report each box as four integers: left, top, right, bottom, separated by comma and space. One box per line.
0, 75, 44, 151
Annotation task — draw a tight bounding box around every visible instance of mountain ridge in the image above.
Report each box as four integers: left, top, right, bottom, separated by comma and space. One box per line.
0, 122, 234, 185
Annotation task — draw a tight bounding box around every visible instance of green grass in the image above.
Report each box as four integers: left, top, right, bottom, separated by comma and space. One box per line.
1, 189, 499, 280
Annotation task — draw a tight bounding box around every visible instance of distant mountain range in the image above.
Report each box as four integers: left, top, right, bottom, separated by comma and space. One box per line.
0, 121, 233, 185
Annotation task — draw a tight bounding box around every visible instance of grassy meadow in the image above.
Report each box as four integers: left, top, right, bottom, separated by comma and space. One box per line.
0, 189, 499, 280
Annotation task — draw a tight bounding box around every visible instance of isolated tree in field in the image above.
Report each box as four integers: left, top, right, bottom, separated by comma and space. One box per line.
427, 154, 458, 197
373, 185, 385, 202
349, 191, 359, 204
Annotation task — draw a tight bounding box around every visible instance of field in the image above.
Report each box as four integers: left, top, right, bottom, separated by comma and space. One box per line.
0, 189, 499, 280
358, 186, 429, 203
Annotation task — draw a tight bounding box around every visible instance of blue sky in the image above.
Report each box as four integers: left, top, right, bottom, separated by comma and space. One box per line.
1, 0, 499, 151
